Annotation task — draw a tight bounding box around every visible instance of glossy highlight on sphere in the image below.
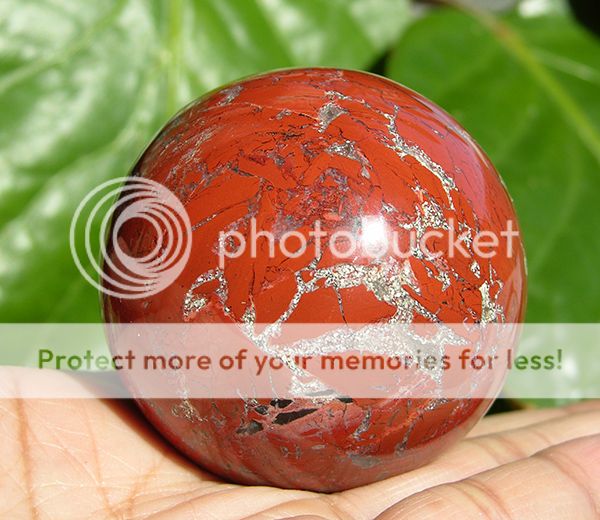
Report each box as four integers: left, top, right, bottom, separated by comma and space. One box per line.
103, 68, 526, 492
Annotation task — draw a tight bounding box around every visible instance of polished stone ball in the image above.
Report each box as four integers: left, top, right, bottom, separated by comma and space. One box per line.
103, 68, 526, 492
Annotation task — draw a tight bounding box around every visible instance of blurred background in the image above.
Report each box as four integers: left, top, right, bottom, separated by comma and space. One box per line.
0, 0, 598, 407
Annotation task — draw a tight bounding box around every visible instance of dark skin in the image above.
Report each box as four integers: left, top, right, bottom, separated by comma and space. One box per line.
1, 371, 599, 519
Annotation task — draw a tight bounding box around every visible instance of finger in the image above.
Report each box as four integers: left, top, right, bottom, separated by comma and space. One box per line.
469, 400, 600, 437
277, 517, 329, 520
190, 409, 600, 520
334, 407, 600, 519
376, 434, 600, 519
275, 517, 329, 520
242, 512, 332, 520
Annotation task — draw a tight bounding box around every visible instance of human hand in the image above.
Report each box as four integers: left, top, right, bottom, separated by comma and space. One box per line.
1, 393, 599, 519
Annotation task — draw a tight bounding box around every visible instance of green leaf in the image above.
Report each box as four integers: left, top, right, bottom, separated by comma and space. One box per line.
0, 0, 411, 322
387, 6, 600, 323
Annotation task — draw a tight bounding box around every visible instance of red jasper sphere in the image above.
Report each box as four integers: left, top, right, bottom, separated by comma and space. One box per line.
103, 68, 526, 492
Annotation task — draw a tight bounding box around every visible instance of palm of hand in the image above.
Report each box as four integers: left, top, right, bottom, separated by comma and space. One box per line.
1, 396, 599, 519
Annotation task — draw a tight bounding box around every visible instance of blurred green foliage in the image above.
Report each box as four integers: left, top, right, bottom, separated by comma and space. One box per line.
0, 0, 410, 322
0, 0, 598, 327
388, 6, 600, 322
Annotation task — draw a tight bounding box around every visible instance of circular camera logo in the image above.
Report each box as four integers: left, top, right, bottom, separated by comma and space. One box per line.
70, 177, 192, 299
